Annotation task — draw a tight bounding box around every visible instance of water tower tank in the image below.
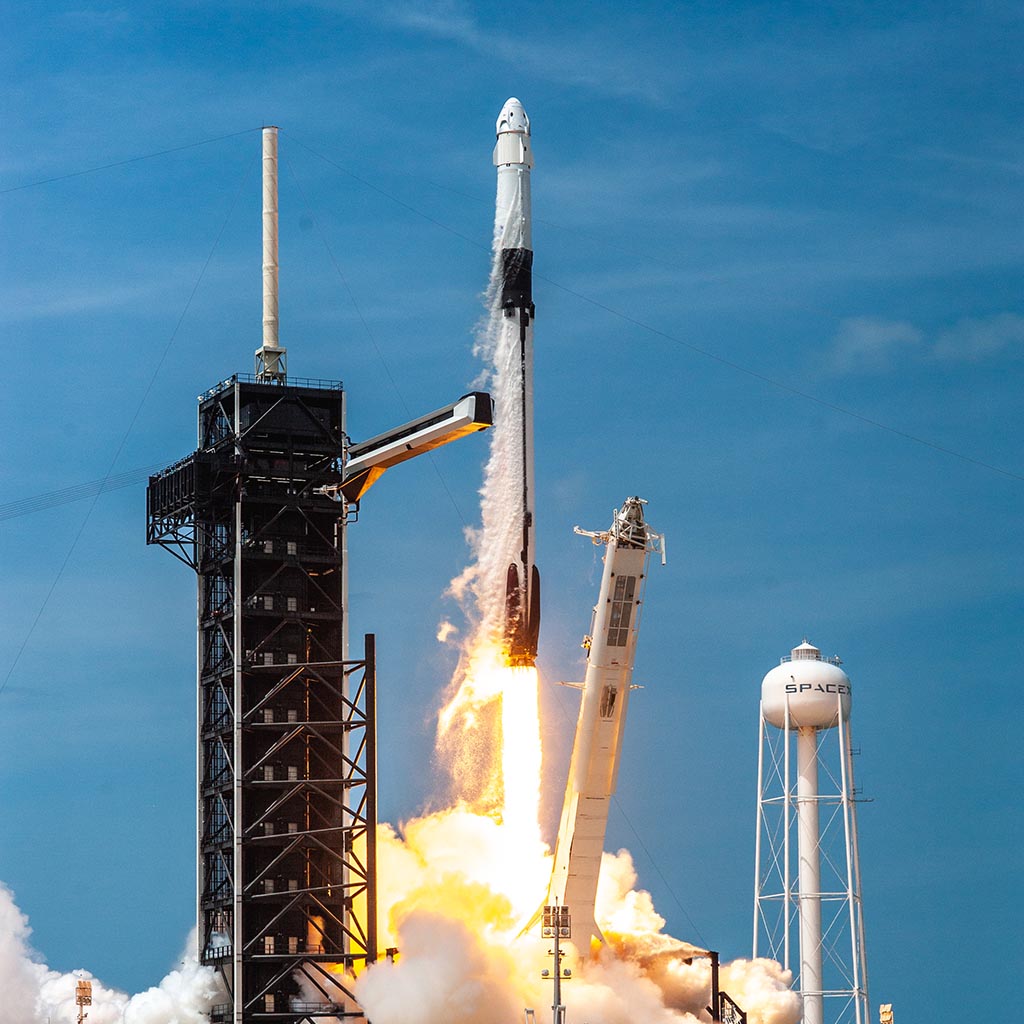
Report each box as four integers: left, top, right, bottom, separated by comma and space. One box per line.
761, 640, 851, 729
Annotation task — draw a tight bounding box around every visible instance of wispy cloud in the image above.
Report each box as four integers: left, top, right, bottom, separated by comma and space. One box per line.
826, 313, 1024, 374
345, 0, 672, 103
827, 317, 923, 373
933, 313, 1024, 361
0, 281, 164, 323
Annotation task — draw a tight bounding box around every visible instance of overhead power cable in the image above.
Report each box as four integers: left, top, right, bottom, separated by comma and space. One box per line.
0, 463, 168, 522
0, 150, 255, 700
0, 126, 263, 196
287, 130, 1022, 485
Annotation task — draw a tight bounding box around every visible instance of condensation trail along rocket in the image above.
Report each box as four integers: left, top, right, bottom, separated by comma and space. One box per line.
494, 98, 540, 668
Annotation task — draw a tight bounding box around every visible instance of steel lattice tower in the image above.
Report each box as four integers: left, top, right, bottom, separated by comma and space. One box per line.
753, 641, 869, 1024
147, 374, 377, 1022
145, 124, 493, 1023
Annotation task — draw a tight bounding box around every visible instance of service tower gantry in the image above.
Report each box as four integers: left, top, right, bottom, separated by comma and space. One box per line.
146, 126, 491, 1024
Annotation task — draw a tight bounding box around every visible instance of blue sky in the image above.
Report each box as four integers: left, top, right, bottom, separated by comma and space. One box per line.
1, 0, 1021, 1019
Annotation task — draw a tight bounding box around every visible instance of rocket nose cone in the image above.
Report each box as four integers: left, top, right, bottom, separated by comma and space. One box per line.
496, 97, 530, 136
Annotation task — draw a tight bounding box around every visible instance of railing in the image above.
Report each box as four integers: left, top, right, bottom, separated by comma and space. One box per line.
780, 653, 842, 666
199, 374, 343, 400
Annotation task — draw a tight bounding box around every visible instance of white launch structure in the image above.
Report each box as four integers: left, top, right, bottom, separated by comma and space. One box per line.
548, 497, 665, 949
754, 641, 869, 1024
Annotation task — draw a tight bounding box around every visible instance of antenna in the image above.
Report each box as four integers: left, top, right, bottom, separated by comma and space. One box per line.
539, 903, 571, 1024
255, 125, 287, 382
75, 979, 92, 1024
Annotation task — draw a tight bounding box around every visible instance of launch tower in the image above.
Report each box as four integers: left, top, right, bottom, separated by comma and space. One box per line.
146, 127, 491, 1023
753, 641, 870, 1024
147, 372, 374, 1022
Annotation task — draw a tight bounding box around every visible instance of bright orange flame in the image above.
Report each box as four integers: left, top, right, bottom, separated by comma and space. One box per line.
438, 639, 542, 838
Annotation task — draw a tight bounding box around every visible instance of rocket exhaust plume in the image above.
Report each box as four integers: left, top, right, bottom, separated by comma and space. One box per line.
346, 99, 803, 1024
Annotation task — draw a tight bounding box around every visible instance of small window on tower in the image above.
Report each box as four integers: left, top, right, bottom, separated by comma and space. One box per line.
287, 541, 298, 556
287, 596, 297, 612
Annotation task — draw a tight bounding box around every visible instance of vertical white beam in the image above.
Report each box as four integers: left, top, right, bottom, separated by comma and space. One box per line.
796, 726, 823, 1024
262, 126, 279, 351
839, 705, 869, 1024
753, 707, 766, 956
783, 693, 791, 971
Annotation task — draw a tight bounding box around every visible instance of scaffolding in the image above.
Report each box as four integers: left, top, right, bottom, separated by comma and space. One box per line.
148, 374, 376, 1022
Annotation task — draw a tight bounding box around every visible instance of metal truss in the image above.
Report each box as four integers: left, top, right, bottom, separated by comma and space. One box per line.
753, 703, 870, 1024
148, 376, 377, 1023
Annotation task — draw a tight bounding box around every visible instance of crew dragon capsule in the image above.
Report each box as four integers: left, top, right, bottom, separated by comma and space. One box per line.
494, 97, 540, 667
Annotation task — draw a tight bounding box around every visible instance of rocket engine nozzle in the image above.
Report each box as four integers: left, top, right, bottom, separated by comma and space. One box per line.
503, 562, 541, 667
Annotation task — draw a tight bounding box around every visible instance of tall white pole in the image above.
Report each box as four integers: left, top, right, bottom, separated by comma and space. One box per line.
256, 126, 286, 381
839, 708, 869, 1024
753, 707, 766, 956
262, 126, 279, 351
783, 694, 792, 971
796, 727, 823, 1024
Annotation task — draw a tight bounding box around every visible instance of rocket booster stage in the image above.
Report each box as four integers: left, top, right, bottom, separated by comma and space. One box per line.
494, 98, 540, 667
548, 497, 665, 948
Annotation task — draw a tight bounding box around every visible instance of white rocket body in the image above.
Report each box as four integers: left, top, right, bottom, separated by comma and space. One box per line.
493, 98, 540, 666
548, 498, 663, 947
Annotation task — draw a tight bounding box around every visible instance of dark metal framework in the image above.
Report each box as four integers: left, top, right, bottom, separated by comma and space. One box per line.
147, 374, 377, 1023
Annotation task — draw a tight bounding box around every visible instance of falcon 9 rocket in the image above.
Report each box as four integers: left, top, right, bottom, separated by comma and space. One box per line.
494, 97, 540, 668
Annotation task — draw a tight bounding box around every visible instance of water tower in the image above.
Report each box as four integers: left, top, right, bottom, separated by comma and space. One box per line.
753, 641, 869, 1024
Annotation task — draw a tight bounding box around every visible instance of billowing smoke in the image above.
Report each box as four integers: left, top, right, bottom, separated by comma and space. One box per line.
355, 817, 799, 1024
0, 883, 221, 1024
352, 173, 802, 1024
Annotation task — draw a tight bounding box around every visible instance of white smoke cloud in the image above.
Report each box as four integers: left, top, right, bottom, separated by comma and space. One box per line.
353, 816, 801, 1024
0, 883, 221, 1024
